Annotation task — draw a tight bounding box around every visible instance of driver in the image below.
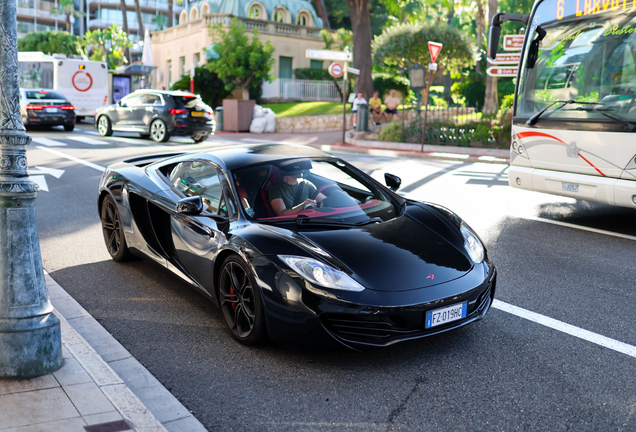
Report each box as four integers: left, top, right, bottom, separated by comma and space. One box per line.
269, 160, 326, 216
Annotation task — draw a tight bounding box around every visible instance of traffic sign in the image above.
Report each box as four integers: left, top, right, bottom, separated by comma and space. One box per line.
328, 62, 343, 78
487, 53, 521, 65
306, 49, 352, 62
346, 66, 360, 75
503, 35, 525, 51
428, 41, 443, 63
486, 66, 518, 77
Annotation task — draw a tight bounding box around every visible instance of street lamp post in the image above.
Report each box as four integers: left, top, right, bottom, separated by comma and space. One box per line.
0, 0, 63, 377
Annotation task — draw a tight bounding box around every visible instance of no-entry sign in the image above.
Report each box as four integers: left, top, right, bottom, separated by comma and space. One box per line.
428, 42, 443, 63
329, 63, 343, 78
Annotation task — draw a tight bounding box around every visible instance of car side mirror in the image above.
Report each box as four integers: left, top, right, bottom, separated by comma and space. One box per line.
384, 173, 401, 191
176, 196, 203, 215
118, 101, 127, 107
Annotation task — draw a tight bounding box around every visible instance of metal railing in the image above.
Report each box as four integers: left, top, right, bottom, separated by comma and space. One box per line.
262, 78, 342, 102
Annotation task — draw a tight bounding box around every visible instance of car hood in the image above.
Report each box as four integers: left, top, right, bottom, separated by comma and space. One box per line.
298, 213, 472, 292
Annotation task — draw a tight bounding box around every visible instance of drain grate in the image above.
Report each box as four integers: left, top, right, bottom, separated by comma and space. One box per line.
84, 420, 132, 432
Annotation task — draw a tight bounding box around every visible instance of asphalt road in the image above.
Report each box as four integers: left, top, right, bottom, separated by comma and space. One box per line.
26, 122, 636, 431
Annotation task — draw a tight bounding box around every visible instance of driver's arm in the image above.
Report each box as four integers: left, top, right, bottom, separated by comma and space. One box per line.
270, 198, 315, 216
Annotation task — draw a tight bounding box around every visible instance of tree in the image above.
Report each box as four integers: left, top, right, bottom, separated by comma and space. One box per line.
208, 18, 275, 100
79, 25, 133, 69
18, 31, 81, 56
151, 15, 168, 31
346, 0, 374, 98
134, 0, 144, 35
483, 0, 498, 112
312, 0, 331, 29
119, 0, 131, 63
51, 0, 84, 35
171, 67, 231, 108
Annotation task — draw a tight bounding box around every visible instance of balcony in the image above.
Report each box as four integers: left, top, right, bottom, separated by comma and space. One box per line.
87, 0, 184, 13
88, 19, 160, 33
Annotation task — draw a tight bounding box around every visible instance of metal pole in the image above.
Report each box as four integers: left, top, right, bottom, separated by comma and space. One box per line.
341, 62, 347, 145
421, 69, 432, 152
0, 0, 63, 378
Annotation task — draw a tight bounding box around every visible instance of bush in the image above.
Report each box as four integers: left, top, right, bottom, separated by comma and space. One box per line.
498, 94, 515, 115
293, 68, 332, 80
171, 67, 231, 108
372, 73, 410, 100
379, 122, 403, 143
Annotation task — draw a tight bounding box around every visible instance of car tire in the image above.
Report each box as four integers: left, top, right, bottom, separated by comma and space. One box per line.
64, 124, 75, 131
150, 119, 170, 142
218, 255, 267, 345
100, 194, 132, 262
192, 133, 209, 143
97, 115, 113, 137
139, 133, 150, 139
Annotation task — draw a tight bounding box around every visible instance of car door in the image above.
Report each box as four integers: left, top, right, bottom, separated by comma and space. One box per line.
134, 93, 161, 131
168, 160, 237, 294
113, 94, 141, 129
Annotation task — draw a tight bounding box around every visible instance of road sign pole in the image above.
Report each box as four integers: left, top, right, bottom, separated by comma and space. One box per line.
342, 61, 348, 145
0, 0, 63, 377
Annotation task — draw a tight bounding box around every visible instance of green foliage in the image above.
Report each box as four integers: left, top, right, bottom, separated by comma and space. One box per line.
171, 67, 231, 108
452, 77, 485, 108
18, 31, 81, 56
499, 94, 515, 113
261, 102, 351, 117
152, 15, 168, 31
208, 18, 275, 97
372, 73, 409, 99
379, 122, 403, 142
79, 25, 132, 69
294, 68, 332, 80
393, 118, 511, 149
373, 21, 475, 77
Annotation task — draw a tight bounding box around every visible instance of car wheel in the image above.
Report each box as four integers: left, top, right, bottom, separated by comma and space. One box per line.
150, 119, 170, 142
218, 255, 267, 345
139, 133, 150, 139
193, 133, 209, 143
98, 115, 113, 136
100, 194, 132, 262
64, 123, 75, 131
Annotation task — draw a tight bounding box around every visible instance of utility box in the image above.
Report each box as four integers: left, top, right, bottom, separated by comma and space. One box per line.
215, 107, 223, 133
222, 99, 255, 132
356, 103, 369, 132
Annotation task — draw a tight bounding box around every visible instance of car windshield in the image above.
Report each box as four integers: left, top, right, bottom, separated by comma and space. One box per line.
516, 1, 636, 122
232, 158, 400, 224
25, 90, 66, 100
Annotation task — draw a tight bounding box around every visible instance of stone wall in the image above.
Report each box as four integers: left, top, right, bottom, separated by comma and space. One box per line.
274, 113, 354, 133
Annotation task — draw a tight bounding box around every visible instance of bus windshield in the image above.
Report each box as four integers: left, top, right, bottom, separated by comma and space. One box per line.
516, 1, 636, 123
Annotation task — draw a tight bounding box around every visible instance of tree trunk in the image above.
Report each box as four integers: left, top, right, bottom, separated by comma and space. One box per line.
168, 0, 173, 28
475, 0, 485, 76
66, 13, 71, 33
312, 0, 330, 30
443, 71, 453, 106
134, 0, 144, 35
483, 0, 498, 112
346, 0, 373, 99
120, 0, 130, 64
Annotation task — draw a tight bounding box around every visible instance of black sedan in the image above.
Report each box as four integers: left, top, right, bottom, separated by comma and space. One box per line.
95, 90, 214, 143
20, 88, 76, 131
98, 144, 496, 349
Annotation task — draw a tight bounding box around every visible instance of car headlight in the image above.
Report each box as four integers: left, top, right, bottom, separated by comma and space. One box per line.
460, 222, 484, 264
278, 255, 365, 292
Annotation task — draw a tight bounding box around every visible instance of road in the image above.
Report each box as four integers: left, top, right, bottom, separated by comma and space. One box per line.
26, 122, 636, 431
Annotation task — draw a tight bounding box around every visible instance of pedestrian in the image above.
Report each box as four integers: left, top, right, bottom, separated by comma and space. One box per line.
383, 90, 400, 122
368, 91, 383, 125
352, 92, 367, 128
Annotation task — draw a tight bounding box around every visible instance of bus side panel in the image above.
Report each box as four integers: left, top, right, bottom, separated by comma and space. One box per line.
56, 61, 109, 117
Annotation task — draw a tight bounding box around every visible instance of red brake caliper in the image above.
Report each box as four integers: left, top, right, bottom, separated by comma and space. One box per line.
230, 286, 237, 310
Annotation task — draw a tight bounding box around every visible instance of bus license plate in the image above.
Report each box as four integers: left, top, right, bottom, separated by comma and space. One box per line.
425, 302, 467, 328
191, 111, 205, 117
562, 182, 579, 192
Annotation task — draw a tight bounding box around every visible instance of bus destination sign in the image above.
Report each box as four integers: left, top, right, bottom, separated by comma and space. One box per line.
556, 0, 636, 20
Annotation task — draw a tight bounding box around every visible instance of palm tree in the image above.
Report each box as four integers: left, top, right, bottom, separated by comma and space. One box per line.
51, 0, 85, 35
134, 0, 144, 35
120, 0, 131, 63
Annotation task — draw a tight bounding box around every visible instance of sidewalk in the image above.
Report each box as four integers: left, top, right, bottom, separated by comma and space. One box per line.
0, 274, 207, 432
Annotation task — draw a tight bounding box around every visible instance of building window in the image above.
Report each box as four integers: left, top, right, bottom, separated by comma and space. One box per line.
297, 14, 307, 26
179, 56, 186, 77
310, 60, 323, 70
167, 60, 172, 87
279, 56, 293, 79
249, 6, 261, 19
274, 10, 284, 23
194, 53, 200, 67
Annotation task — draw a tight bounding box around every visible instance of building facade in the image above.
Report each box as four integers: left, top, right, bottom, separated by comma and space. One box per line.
17, 0, 73, 38
150, 0, 328, 91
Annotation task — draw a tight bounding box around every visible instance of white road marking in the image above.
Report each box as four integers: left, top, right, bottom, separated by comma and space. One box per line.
107, 136, 152, 145
30, 175, 48, 192
65, 136, 109, 145
30, 166, 65, 178
36, 146, 105, 172
84, 130, 100, 135
515, 215, 636, 242
31, 137, 67, 147
493, 300, 636, 359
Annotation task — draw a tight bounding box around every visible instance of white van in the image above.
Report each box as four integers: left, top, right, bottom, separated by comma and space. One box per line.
18, 52, 109, 120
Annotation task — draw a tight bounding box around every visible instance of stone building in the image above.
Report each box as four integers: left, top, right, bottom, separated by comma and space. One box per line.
150, 0, 329, 91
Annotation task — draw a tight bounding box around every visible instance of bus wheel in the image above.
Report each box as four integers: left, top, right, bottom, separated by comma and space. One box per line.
98, 116, 113, 136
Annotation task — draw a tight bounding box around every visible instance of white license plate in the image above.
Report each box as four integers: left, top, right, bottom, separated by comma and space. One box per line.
45, 107, 58, 113
562, 182, 579, 192
425, 302, 467, 328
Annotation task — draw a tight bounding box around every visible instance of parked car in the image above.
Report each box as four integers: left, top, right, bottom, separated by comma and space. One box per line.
20, 88, 76, 131
98, 144, 496, 349
95, 90, 215, 143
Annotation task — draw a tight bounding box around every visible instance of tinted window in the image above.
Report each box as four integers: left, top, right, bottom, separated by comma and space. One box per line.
25, 90, 66, 100
170, 161, 231, 216
172, 95, 207, 110
138, 94, 160, 105
121, 94, 142, 105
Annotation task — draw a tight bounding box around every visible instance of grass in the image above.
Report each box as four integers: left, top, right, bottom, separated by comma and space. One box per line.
261, 101, 351, 117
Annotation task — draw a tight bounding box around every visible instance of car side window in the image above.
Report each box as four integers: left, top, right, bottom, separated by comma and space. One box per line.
121, 94, 141, 106
170, 161, 224, 214
139, 94, 160, 105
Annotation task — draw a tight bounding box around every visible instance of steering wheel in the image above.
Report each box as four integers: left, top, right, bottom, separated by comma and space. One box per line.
317, 184, 342, 197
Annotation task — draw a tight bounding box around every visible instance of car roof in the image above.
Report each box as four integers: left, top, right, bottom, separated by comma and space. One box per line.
187, 143, 336, 171
130, 89, 199, 98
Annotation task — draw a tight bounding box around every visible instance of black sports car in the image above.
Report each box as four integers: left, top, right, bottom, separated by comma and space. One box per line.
98, 144, 496, 349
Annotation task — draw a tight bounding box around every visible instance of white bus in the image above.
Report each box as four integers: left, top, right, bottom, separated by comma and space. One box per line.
18, 52, 109, 119
489, 1, 636, 208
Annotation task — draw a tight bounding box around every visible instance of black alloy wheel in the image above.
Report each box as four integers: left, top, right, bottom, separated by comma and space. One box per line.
100, 194, 132, 262
218, 256, 267, 345
64, 123, 74, 131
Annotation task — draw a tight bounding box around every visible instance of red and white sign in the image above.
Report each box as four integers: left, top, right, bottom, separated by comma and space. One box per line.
428, 41, 443, 63
486, 66, 518, 77
487, 53, 521, 65
503, 35, 525, 51
328, 62, 343, 78
72, 71, 93, 92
